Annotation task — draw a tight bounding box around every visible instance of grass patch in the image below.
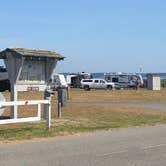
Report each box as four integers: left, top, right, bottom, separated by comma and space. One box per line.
1, 104, 166, 141
69, 88, 166, 102
1, 89, 166, 141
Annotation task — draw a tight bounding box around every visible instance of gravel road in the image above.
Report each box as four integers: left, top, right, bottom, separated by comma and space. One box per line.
1, 124, 166, 166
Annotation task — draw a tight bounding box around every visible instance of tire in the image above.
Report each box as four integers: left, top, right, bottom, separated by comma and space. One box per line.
84, 85, 90, 91
107, 85, 113, 90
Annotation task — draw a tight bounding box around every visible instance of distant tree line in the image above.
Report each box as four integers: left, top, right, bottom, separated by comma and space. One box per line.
161, 80, 166, 88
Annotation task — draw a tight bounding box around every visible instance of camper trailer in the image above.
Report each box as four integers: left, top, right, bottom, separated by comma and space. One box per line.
104, 72, 143, 89
66, 72, 92, 88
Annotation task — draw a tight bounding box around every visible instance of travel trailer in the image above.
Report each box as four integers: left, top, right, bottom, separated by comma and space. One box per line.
66, 72, 92, 88
104, 72, 143, 89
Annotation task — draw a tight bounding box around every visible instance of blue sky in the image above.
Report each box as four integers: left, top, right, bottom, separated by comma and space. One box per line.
0, 0, 166, 73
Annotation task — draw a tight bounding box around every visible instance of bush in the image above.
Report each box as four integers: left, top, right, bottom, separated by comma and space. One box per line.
161, 80, 166, 88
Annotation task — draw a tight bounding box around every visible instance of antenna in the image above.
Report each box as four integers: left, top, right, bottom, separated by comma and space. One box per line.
139, 65, 143, 73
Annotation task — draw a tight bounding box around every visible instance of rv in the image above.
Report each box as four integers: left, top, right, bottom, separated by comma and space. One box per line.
104, 72, 143, 89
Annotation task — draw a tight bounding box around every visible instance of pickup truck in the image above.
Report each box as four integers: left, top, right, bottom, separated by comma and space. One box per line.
81, 79, 115, 90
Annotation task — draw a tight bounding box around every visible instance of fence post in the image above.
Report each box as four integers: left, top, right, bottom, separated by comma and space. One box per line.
10, 84, 18, 119
67, 86, 70, 100
37, 103, 41, 119
46, 101, 51, 129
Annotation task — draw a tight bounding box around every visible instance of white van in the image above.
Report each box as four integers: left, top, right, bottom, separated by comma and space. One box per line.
81, 79, 115, 90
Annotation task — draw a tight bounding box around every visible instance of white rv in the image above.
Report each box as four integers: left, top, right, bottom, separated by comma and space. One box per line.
104, 72, 143, 89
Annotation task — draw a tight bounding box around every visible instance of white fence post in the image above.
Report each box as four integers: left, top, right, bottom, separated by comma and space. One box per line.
37, 103, 41, 119
10, 84, 18, 119
46, 102, 51, 129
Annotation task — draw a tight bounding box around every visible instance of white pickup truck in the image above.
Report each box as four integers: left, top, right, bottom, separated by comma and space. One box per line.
81, 79, 115, 90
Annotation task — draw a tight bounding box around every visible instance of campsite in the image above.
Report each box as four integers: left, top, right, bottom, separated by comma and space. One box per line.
1, 1, 166, 165
0, 48, 164, 142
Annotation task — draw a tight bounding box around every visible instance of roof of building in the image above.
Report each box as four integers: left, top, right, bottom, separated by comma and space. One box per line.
0, 48, 64, 60
147, 73, 160, 77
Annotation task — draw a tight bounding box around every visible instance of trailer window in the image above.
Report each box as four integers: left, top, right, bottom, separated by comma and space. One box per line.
112, 77, 119, 82
0, 68, 7, 72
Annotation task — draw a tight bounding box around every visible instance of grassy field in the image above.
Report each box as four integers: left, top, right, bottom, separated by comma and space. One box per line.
69, 88, 166, 102
0, 89, 166, 141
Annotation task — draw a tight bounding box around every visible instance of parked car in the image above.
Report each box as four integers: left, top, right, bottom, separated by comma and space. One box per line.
81, 79, 115, 90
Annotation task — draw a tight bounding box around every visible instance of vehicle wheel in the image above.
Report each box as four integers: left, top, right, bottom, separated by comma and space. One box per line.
84, 85, 90, 91
107, 85, 112, 90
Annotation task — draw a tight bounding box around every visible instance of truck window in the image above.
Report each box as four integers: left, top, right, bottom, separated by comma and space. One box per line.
94, 80, 99, 83
83, 80, 93, 82
100, 80, 105, 83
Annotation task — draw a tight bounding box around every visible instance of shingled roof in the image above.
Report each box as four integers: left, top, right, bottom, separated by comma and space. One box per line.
0, 48, 64, 60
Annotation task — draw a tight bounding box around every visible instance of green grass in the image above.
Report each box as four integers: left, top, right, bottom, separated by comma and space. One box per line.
1, 105, 166, 141
68, 88, 166, 102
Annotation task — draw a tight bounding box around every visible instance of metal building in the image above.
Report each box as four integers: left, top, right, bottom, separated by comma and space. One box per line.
147, 74, 161, 90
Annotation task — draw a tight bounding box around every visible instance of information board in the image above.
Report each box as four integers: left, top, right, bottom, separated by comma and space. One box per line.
19, 60, 45, 83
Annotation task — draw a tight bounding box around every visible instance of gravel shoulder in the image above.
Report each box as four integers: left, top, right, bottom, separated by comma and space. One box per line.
68, 101, 166, 111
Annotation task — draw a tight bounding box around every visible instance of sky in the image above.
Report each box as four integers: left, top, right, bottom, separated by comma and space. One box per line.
0, 0, 166, 73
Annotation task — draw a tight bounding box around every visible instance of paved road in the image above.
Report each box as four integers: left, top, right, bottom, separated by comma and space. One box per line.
1, 124, 166, 166
68, 101, 166, 111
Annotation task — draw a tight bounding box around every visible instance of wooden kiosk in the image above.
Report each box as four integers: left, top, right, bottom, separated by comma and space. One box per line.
0, 48, 64, 119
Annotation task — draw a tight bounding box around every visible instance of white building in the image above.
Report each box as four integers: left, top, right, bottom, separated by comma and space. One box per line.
147, 74, 161, 90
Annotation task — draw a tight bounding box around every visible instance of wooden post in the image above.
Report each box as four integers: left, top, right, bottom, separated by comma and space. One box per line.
67, 86, 70, 100
58, 102, 62, 119
46, 101, 51, 129
5, 56, 24, 119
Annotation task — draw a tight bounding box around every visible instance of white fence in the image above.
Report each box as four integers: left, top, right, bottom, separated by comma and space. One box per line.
0, 100, 51, 129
